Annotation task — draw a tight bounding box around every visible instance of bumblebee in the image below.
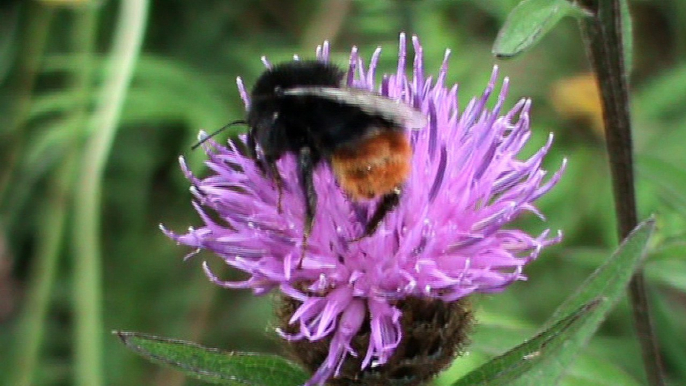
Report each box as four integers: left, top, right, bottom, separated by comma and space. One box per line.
246, 60, 426, 251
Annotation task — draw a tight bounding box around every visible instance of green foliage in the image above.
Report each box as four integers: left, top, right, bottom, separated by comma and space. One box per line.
115, 332, 309, 386
493, 0, 589, 58
453, 300, 605, 386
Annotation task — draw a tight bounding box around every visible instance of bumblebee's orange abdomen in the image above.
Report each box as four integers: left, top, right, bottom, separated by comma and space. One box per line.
331, 131, 412, 200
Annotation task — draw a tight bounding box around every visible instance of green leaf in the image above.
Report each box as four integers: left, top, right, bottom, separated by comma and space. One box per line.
451, 299, 603, 386
547, 218, 653, 323
438, 318, 641, 386
493, 0, 591, 58
452, 219, 654, 385
114, 331, 309, 386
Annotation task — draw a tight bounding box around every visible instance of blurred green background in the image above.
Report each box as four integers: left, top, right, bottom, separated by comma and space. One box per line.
1, 0, 685, 385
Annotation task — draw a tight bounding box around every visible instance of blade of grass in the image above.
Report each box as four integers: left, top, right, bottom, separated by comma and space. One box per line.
6, 154, 76, 386
6, 4, 96, 385
72, 1, 149, 385
0, 4, 54, 208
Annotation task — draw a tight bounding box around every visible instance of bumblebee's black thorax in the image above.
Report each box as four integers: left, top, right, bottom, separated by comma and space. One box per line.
247, 61, 392, 162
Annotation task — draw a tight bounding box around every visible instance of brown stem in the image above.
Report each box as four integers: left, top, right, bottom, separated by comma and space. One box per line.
578, 0, 665, 385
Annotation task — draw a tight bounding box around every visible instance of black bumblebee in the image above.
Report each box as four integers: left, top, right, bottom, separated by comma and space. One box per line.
245, 60, 426, 253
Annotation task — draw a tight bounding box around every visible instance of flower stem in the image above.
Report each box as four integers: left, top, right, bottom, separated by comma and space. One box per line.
578, 1, 665, 385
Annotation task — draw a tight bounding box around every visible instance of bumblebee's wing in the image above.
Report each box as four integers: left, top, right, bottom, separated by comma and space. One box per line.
282, 87, 427, 129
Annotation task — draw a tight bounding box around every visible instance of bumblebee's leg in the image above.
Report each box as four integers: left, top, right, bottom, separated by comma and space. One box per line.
247, 130, 283, 211
246, 128, 258, 160
267, 161, 284, 213
297, 147, 317, 266
247, 129, 267, 173
353, 188, 401, 241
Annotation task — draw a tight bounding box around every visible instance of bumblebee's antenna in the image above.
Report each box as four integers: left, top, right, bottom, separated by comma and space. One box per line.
192, 120, 247, 150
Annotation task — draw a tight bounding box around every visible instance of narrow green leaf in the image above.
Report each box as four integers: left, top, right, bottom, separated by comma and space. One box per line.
452, 299, 603, 386
637, 156, 686, 216
547, 218, 654, 323
493, 0, 590, 58
452, 219, 654, 385
438, 320, 641, 386
114, 331, 309, 386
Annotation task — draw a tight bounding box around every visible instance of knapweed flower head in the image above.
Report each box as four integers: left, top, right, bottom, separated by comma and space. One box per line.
163, 34, 565, 386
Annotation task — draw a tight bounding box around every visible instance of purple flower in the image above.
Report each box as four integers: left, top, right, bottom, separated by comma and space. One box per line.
163, 34, 565, 386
